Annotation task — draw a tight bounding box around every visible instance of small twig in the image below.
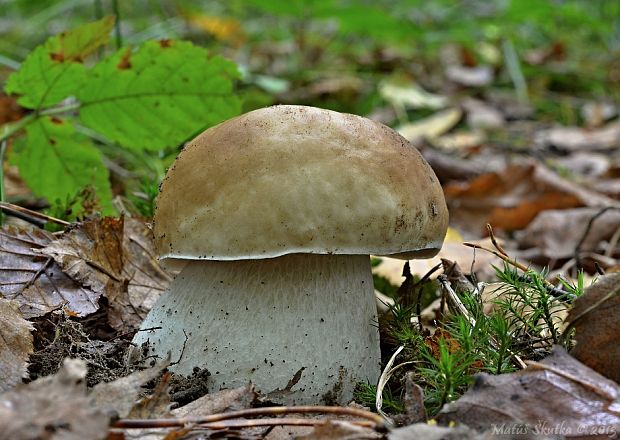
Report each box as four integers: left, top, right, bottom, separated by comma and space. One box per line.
113, 406, 386, 430
0, 139, 7, 226
574, 207, 620, 270
463, 240, 564, 296
463, 242, 531, 275
170, 329, 189, 367
486, 224, 508, 257
604, 224, 620, 258
201, 418, 377, 429
0, 201, 70, 227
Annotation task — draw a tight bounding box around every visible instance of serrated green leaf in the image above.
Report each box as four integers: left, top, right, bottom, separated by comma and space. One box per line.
11, 117, 113, 212
4, 16, 115, 109
77, 40, 241, 151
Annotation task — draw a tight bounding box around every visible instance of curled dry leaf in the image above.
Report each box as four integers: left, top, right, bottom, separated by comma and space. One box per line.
0, 358, 109, 440
444, 161, 618, 234
437, 346, 620, 438
0, 226, 101, 318
0, 299, 33, 392
40, 217, 171, 332
566, 273, 620, 384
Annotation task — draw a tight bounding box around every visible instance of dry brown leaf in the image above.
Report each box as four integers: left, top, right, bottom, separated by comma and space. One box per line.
420, 146, 509, 182
0, 298, 33, 392
536, 120, 620, 151
0, 226, 101, 318
297, 420, 381, 440
445, 161, 618, 234
127, 372, 173, 419
551, 152, 610, 177
265, 425, 315, 440
172, 383, 259, 418
0, 358, 109, 440
516, 207, 620, 259
40, 217, 171, 332
91, 356, 170, 419
389, 423, 487, 440
566, 273, 620, 384
437, 346, 620, 438
462, 98, 505, 129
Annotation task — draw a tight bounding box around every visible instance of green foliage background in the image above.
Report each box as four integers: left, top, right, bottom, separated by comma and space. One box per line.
0, 0, 619, 216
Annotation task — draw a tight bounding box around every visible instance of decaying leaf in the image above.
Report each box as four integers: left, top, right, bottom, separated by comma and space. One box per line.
126, 371, 173, 420
445, 161, 618, 234
0, 225, 101, 318
566, 273, 620, 384
396, 108, 462, 143
389, 423, 487, 440
536, 120, 620, 151
0, 358, 109, 440
581, 102, 617, 128
91, 356, 170, 419
0, 298, 33, 392
379, 81, 448, 110
0, 217, 169, 329
516, 207, 620, 259
462, 98, 505, 129
437, 346, 620, 437
172, 383, 259, 418
298, 420, 381, 440
40, 216, 171, 332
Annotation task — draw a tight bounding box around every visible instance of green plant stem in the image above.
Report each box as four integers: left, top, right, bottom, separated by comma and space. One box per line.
112, 0, 123, 49
0, 140, 6, 225
502, 38, 529, 104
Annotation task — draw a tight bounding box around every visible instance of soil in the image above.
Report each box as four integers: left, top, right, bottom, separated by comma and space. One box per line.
27, 306, 212, 405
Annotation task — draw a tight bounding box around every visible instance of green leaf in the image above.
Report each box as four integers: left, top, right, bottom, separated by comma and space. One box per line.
77, 40, 241, 151
4, 16, 115, 109
11, 116, 113, 212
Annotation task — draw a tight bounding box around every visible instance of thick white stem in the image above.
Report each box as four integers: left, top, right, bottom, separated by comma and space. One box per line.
132, 254, 381, 405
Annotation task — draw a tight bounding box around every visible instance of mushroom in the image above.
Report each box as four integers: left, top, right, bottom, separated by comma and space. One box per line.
133, 105, 448, 405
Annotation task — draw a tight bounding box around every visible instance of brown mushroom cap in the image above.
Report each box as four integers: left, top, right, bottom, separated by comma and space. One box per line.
154, 105, 448, 262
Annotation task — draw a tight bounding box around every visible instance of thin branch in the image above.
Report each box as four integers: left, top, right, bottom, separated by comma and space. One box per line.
0, 201, 70, 227
112, 405, 387, 430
